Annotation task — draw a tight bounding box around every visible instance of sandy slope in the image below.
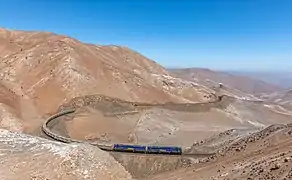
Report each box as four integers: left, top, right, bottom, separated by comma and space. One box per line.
259, 89, 292, 110
48, 95, 292, 148
1, 27, 292, 179
0, 27, 216, 134
170, 68, 282, 95
0, 28, 214, 114
146, 124, 292, 180
0, 128, 133, 180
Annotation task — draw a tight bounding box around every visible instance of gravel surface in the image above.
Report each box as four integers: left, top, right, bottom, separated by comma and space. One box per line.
0, 129, 133, 180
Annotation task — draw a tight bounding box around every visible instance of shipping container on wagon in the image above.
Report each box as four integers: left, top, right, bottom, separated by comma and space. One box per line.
147, 145, 182, 155
113, 144, 147, 153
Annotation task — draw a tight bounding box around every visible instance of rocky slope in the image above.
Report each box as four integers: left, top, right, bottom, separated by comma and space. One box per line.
0, 128, 133, 180
227, 70, 292, 88
259, 89, 292, 109
169, 68, 283, 96
0, 28, 215, 133
47, 94, 292, 148
146, 124, 292, 180
1, 27, 292, 180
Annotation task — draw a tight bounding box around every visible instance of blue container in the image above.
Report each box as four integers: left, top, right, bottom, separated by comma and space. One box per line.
147, 146, 182, 154
113, 144, 182, 155
113, 144, 147, 153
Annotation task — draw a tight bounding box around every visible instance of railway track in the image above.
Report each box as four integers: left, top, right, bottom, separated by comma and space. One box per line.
41, 94, 263, 156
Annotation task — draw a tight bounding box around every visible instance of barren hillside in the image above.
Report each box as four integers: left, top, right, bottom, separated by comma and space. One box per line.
1, 27, 292, 180
47, 94, 292, 147
146, 124, 292, 180
0, 128, 133, 180
259, 89, 292, 110
169, 68, 283, 95
0, 28, 215, 133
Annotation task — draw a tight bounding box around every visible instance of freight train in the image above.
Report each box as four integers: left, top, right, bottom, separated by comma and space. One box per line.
111, 144, 182, 155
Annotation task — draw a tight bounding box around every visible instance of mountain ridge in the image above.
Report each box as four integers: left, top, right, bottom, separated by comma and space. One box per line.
0, 28, 215, 134
169, 67, 283, 95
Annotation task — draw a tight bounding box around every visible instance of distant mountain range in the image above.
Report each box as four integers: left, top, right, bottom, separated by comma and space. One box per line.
226, 70, 292, 88
1, 27, 292, 180
169, 68, 284, 96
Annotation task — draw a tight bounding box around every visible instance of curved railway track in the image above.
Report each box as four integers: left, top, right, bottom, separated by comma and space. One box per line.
41, 95, 264, 156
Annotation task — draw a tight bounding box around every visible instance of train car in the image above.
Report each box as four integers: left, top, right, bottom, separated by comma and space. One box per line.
147, 146, 182, 155
113, 144, 147, 153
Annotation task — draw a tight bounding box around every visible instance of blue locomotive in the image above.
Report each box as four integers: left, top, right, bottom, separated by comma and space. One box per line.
112, 144, 182, 155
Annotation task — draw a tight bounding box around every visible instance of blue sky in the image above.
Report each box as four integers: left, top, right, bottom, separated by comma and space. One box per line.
1, 0, 292, 70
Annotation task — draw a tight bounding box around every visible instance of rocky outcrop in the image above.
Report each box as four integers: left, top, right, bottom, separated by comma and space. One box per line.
0, 128, 133, 180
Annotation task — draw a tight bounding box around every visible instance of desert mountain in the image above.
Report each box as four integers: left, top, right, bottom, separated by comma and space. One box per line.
259, 89, 292, 110
169, 68, 283, 96
0, 28, 215, 133
1, 27, 292, 180
228, 70, 292, 88
46, 94, 292, 148
147, 124, 292, 180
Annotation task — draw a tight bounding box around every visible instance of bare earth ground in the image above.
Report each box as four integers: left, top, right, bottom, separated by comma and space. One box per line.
1, 28, 292, 179
0, 27, 220, 139
42, 94, 292, 179
109, 152, 200, 179
0, 129, 133, 180
259, 89, 292, 110
48, 95, 292, 148
169, 68, 283, 95
146, 124, 292, 180
0, 27, 215, 121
